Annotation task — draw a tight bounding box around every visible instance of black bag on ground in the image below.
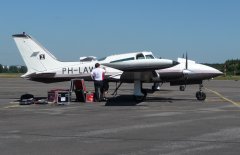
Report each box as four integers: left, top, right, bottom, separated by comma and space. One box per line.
20, 94, 35, 105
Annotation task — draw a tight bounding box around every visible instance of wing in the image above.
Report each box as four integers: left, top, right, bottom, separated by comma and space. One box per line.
106, 70, 160, 83
103, 59, 178, 82
102, 59, 178, 71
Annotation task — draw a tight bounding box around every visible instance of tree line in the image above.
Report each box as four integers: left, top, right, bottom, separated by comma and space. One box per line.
1, 59, 240, 75
0, 64, 27, 73
204, 59, 240, 76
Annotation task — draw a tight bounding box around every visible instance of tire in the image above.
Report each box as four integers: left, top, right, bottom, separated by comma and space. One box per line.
180, 85, 185, 91
134, 95, 146, 103
196, 91, 206, 101
20, 94, 34, 101
142, 89, 148, 97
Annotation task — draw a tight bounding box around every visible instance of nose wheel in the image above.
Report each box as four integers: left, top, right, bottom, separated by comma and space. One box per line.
196, 84, 206, 101
179, 85, 186, 91
196, 91, 206, 101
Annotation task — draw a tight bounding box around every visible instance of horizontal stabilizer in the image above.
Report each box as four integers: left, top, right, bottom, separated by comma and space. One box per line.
21, 72, 56, 78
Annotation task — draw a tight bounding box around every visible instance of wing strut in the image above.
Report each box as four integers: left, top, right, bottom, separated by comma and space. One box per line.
111, 82, 123, 96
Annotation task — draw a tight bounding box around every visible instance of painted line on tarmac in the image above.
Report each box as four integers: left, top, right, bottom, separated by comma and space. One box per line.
205, 88, 240, 107
0, 102, 20, 109
3, 104, 20, 109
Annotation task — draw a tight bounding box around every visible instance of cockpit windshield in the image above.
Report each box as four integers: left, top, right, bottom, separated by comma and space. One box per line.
145, 54, 155, 59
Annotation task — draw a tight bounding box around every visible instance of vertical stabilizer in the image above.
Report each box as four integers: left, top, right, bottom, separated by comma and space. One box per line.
12, 33, 62, 74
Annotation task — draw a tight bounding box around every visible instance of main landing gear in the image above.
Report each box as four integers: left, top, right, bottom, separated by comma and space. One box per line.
152, 82, 162, 91
179, 85, 186, 91
134, 80, 147, 102
112, 80, 147, 102
196, 84, 206, 101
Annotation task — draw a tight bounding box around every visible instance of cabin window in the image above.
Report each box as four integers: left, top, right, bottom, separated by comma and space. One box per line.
110, 57, 134, 63
145, 54, 154, 59
98, 57, 107, 61
80, 57, 97, 62
136, 53, 145, 60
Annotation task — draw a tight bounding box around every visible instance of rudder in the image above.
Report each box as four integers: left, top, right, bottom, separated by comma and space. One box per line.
12, 33, 61, 74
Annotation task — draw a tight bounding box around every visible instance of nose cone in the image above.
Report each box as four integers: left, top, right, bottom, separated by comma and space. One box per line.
212, 69, 224, 77
206, 65, 224, 78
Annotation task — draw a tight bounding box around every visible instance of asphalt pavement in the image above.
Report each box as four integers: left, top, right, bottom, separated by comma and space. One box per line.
0, 78, 240, 155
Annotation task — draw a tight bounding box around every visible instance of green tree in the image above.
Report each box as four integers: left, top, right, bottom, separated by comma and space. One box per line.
8, 66, 18, 73
0, 64, 3, 73
19, 66, 27, 73
2, 66, 8, 73
225, 59, 240, 75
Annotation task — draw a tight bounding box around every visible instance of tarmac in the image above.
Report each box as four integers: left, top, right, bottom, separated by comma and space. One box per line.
0, 78, 240, 155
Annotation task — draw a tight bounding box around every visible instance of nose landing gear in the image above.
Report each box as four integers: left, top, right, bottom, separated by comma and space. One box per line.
196, 84, 206, 101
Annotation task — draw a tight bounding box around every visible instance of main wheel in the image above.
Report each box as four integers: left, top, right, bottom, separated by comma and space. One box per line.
141, 89, 148, 97
196, 91, 206, 101
134, 95, 146, 103
179, 85, 186, 91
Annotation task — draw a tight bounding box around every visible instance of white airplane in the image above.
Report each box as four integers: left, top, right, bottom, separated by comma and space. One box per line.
12, 32, 178, 101
101, 53, 223, 101
153, 54, 223, 101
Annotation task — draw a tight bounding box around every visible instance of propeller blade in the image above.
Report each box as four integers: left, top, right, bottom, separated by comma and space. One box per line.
185, 52, 188, 69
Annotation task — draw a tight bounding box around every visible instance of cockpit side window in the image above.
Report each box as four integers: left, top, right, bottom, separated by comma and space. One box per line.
136, 53, 145, 60
110, 57, 134, 63
145, 54, 155, 59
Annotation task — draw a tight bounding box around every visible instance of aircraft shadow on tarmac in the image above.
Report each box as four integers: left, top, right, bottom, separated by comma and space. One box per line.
105, 95, 195, 106
105, 95, 139, 106
145, 97, 196, 103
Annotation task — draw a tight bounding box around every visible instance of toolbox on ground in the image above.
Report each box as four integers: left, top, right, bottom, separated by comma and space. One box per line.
86, 92, 94, 102
70, 79, 87, 102
75, 90, 86, 102
48, 89, 70, 104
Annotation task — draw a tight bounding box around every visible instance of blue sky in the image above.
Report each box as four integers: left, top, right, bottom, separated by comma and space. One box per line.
0, 0, 240, 65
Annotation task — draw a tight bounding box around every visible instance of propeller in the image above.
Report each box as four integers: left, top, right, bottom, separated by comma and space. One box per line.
185, 52, 188, 70
180, 52, 189, 91
181, 52, 188, 70
183, 52, 192, 74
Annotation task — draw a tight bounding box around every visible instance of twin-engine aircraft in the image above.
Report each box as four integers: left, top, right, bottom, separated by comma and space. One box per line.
12, 33, 222, 102
12, 33, 178, 101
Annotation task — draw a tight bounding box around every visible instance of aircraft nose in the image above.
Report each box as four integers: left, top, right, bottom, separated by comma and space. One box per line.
211, 68, 224, 77
214, 70, 224, 76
